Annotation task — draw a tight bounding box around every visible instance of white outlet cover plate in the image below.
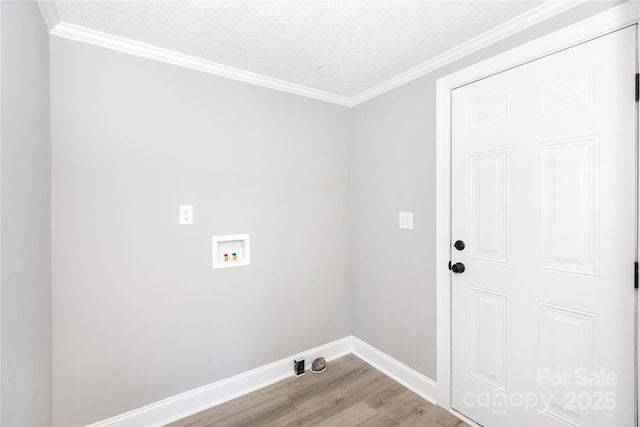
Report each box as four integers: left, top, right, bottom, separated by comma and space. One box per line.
179, 205, 193, 225
399, 212, 413, 230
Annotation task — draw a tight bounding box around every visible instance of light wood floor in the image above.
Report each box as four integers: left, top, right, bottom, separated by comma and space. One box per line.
167, 354, 468, 427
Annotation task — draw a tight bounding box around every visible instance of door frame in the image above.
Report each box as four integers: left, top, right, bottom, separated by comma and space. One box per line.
435, 0, 640, 418
0, 2, 3, 422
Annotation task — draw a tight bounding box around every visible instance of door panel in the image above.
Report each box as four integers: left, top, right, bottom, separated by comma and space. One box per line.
469, 287, 510, 393
469, 93, 511, 131
539, 67, 598, 115
538, 303, 597, 426
451, 26, 636, 426
538, 136, 598, 275
469, 151, 510, 263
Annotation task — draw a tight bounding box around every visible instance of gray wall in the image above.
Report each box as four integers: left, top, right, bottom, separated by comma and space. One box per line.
0, 1, 53, 425
48, 1, 627, 424
51, 38, 352, 425
350, 0, 624, 380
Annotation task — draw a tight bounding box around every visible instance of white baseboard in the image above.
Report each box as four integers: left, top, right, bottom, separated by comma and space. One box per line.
87, 336, 352, 426
87, 336, 438, 426
351, 336, 437, 405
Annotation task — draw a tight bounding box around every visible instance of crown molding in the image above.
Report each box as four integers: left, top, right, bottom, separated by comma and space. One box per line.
50, 22, 352, 107
349, 0, 587, 107
36, 0, 60, 32
48, 0, 589, 108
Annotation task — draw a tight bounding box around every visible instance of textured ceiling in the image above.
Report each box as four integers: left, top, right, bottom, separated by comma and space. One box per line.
53, 1, 544, 99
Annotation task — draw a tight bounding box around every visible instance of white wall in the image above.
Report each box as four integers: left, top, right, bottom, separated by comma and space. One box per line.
350, 1, 625, 381
0, 1, 53, 425
51, 39, 352, 425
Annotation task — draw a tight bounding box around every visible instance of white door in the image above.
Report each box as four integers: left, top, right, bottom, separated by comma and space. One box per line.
451, 26, 637, 426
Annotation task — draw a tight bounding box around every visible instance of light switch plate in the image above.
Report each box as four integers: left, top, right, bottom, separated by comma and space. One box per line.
179, 205, 193, 225
399, 212, 413, 230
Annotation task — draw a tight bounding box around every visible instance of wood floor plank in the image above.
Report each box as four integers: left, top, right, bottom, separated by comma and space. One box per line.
363, 380, 407, 410
315, 401, 378, 427
166, 355, 469, 427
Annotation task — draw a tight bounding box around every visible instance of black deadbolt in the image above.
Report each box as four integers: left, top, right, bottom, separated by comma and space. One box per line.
454, 240, 465, 251
451, 262, 465, 274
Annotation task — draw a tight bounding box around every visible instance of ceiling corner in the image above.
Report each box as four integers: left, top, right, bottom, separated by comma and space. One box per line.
37, 0, 61, 32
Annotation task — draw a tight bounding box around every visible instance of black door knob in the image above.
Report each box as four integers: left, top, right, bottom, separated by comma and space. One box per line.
454, 240, 465, 251
451, 262, 465, 273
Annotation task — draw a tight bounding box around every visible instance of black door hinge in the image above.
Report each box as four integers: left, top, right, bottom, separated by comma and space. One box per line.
448, 260, 452, 270
635, 73, 639, 102
635, 262, 638, 289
